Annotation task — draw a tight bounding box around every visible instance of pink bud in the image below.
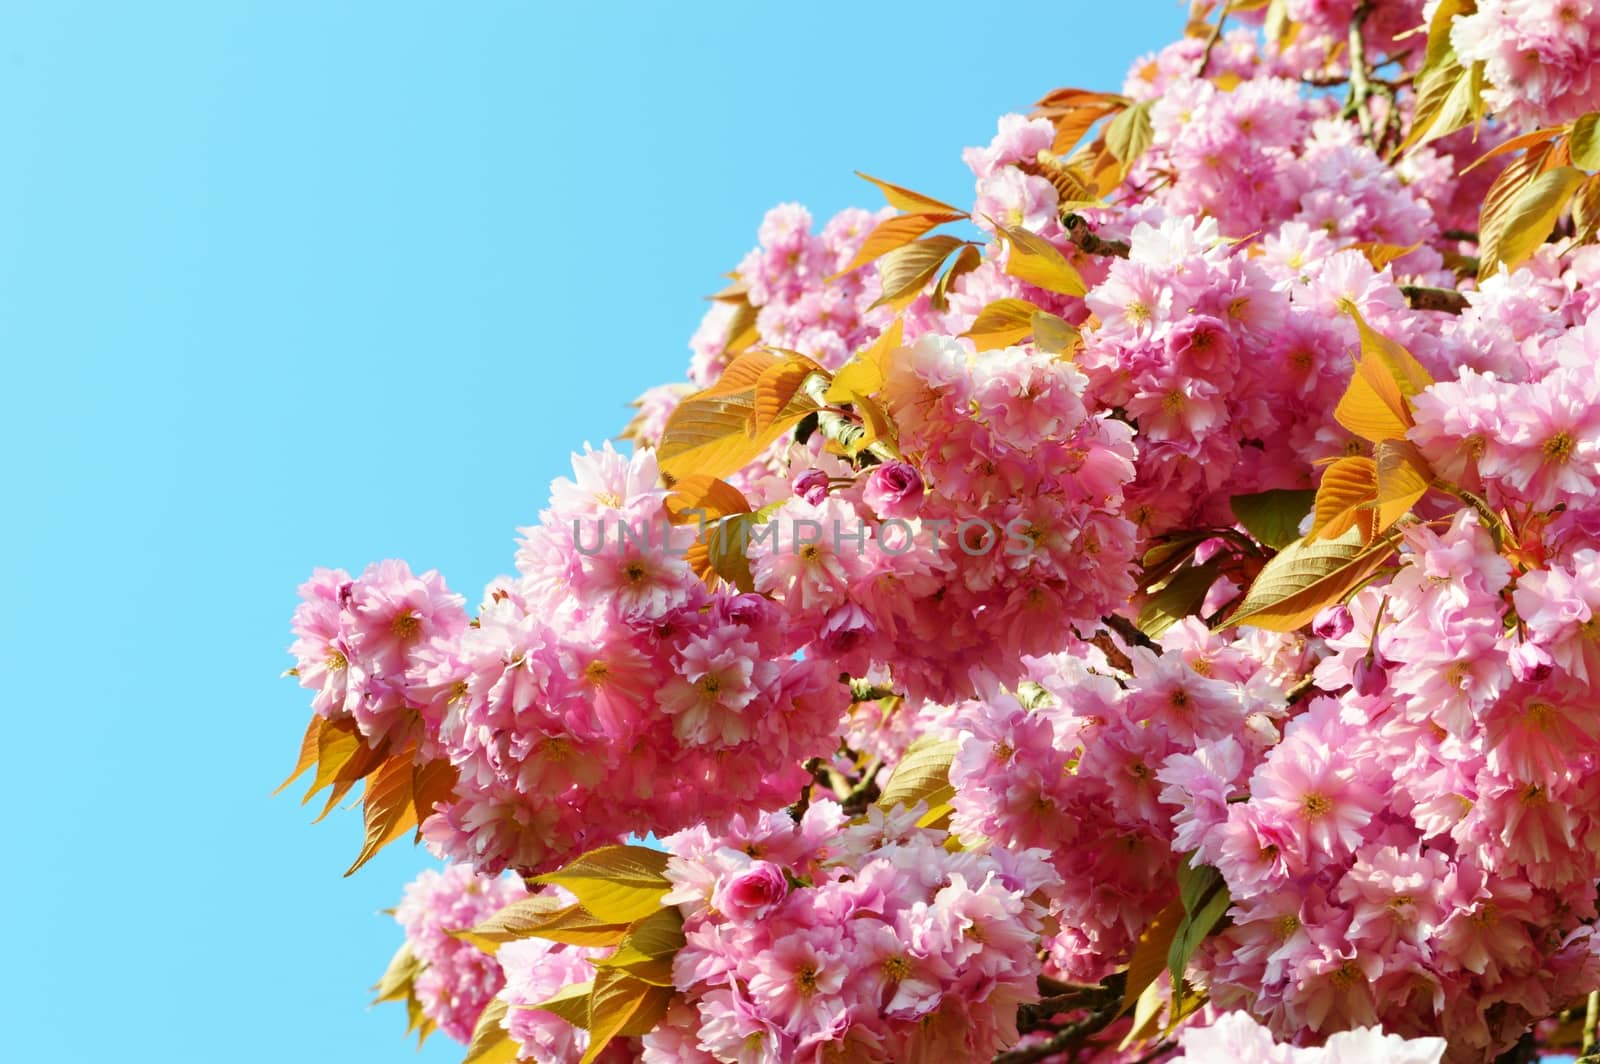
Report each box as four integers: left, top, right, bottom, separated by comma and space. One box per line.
1351, 654, 1389, 697
1312, 604, 1354, 640
792, 469, 830, 505
1509, 641, 1554, 684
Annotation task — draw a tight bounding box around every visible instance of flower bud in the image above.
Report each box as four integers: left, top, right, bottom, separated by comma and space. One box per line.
1508, 641, 1554, 684
1312, 604, 1354, 640
792, 469, 830, 505
1351, 653, 1390, 697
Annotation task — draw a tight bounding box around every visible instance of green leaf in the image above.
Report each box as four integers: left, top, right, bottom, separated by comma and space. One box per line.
995, 223, 1087, 297
1494, 165, 1585, 273
532, 845, 672, 924
1168, 855, 1231, 991
582, 969, 675, 1062
527, 980, 594, 1029
1230, 489, 1315, 550
1168, 889, 1231, 991
371, 944, 423, 1005
1104, 99, 1154, 165
1221, 526, 1400, 633
1137, 563, 1222, 640
594, 908, 685, 987
463, 998, 519, 1064
1569, 112, 1600, 171
875, 736, 959, 815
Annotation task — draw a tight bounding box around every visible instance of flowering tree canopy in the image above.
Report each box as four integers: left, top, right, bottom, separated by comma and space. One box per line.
280, 2, 1600, 1061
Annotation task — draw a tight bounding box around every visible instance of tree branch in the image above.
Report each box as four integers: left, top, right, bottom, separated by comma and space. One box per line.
1063, 214, 1132, 258
1401, 284, 1469, 314
994, 1006, 1120, 1064
1343, 2, 1376, 144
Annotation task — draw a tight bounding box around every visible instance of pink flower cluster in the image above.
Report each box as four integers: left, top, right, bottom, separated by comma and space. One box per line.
689, 203, 895, 386
1151, 512, 1600, 1056
289, 561, 468, 755
495, 931, 634, 1063
1451, 0, 1600, 127
292, 4, 1600, 1060
414, 442, 848, 876
1413, 303, 1600, 516
939, 630, 1295, 984
732, 333, 1140, 702
392, 863, 528, 1043
644, 799, 1051, 1063
1175, 1008, 1445, 1063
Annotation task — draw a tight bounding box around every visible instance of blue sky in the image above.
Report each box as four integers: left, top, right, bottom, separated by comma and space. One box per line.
0, 2, 1176, 1059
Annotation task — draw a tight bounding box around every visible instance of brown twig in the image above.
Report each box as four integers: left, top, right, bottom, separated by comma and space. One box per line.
1063, 213, 1132, 258
1343, 2, 1376, 144
1401, 284, 1470, 314
1195, 8, 1227, 79
994, 1006, 1121, 1064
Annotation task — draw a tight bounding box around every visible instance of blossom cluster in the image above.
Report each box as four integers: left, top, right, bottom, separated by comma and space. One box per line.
287, 1, 1600, 1060
641, 799, 1050, 1063
392, 863, 527, 1042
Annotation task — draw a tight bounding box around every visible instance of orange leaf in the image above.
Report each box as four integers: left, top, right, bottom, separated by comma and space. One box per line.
1374, 439, 1436, 532
345, 755, 419, 876
1461, 125, 1565, 174
749, 354, 826, 436
1310, 456, 1379, 543
833, 212, 965, 278
853, 171, 965, 217
275, 714, 323, 796
658, 354, 820, 484
960, 298, 1041, 351
664, 475, 752, 524
411, 758, 458, 840
871, 236, 967, 308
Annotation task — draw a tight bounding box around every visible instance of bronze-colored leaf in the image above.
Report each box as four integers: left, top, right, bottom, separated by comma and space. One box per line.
345, 755, 418, 876
853, 171, 965, 217
1490, 165, 1584, 274
834, 212, 965, 277
1221, 527, 1400, 633
995, 224, 1087, 297
275, 714, 323, 796
960, 298, 1040, 351
872, 236, 967, 308
1310, 456, 1379, 543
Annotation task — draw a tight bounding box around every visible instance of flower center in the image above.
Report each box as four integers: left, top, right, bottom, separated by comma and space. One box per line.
1544, 431, 1575, 463
795, 964, 819, 995
1302, 793, 1332, 818
391, 611, 421, 638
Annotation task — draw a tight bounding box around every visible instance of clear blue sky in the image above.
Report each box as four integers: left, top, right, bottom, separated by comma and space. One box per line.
0, 2, 1175, 1059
